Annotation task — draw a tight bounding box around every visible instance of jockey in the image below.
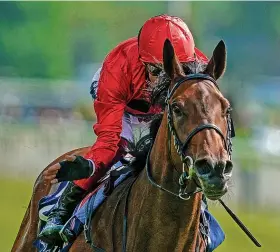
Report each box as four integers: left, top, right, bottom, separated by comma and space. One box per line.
38, 14, 208, 243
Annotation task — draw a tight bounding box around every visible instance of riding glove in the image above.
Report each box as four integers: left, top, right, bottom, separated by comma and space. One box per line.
56, 156, 95, 182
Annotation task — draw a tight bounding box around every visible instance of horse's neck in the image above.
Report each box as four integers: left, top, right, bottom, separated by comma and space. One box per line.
128, 120, 202, 251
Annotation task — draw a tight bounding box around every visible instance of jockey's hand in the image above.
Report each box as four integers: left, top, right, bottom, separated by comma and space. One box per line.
43, 155, 94, 184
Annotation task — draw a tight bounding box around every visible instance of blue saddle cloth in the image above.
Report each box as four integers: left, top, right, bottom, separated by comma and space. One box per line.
202, 202, 225, 251
33, 161, 225, 251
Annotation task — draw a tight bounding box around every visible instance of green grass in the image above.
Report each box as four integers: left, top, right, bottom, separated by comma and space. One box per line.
0, 178, 33, 252
2, 178, 279, 252
210, 205, 279, 252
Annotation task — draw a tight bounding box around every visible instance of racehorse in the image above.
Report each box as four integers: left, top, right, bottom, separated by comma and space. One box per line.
12, 39, 233, 252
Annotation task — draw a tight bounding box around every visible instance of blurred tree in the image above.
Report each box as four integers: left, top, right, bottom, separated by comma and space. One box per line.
1, 2, 279, 81
191, 2, 280, 78
0, 2, 167, 79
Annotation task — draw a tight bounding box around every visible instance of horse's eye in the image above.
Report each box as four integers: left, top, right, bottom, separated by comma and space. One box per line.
226, 107, 232, 115
172, 103, 182, 116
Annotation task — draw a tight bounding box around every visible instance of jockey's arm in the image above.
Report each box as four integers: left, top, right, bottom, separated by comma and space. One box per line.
82, 59, 131, 176
49, 61, 131, 184
46, 47, 133, 184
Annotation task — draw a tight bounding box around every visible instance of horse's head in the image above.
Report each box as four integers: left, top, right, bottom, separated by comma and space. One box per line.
162, 39, 233, 200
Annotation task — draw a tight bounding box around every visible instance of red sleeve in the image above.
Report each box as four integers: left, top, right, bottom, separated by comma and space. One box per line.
84, 53, 131, 173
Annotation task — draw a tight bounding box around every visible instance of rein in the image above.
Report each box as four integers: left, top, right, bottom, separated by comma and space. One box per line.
145, 73, 261, 248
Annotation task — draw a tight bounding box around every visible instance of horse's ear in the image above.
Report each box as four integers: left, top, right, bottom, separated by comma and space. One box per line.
204, 40, 227, 80
163, 39, 183, 79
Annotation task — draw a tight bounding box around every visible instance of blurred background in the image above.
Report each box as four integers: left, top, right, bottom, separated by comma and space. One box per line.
1, 2, 279, 251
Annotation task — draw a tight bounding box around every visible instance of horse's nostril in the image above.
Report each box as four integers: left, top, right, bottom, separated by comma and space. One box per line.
214, 160, 233, 177
224, 160, 233, 175
194, 158, 213, 176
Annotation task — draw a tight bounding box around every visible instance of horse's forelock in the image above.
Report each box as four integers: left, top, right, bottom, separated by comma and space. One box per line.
182, 61, 207, 75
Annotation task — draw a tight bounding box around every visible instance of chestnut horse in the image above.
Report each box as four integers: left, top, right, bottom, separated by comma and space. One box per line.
12, 39, 233, 252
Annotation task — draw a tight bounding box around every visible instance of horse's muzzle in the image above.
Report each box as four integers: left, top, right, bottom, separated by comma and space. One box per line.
194, 157, 233, 200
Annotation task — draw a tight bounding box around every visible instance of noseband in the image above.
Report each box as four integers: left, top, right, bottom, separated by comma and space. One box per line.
146, 73, 235, 200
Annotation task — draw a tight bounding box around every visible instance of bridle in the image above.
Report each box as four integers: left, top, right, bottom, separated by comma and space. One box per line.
145, 74, 261, 248
146, 73, 235, 200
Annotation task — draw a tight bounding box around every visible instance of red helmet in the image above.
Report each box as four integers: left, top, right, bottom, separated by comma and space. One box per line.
138, 14, 207, 63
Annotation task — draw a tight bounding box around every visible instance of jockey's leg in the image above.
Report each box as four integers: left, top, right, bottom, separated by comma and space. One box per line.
38, 169, 106, 243
38, 181, 87, 243
38, 138, 128, 243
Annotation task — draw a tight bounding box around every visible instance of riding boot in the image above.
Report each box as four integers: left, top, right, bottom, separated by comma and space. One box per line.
38, 182, 87, 243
